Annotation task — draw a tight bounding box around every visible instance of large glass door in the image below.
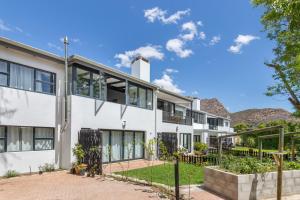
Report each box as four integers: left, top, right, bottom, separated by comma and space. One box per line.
111, 131, 123, 162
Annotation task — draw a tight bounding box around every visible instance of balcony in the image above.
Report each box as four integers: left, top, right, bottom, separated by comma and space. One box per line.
162, 111, 192, 125
208, 124, 218, 130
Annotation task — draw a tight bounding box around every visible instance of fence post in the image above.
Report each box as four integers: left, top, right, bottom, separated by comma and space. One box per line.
277, 127, 284, 200
174, 156, 180, 200
258, 139, 263, 161
218, 137, 222, 164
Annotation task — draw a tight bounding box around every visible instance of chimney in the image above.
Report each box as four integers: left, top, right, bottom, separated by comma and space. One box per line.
192, 98, 201, 111
131, 56, 150, 82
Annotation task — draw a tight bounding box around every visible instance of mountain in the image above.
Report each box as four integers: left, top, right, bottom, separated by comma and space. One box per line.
230, 108, 300, 126
200, 98, 230, 118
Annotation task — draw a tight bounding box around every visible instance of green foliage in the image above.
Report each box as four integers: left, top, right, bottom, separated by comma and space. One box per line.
247, 137, 256, 148
284, 161, 300, 170
252, 0, 300, 111
72, 144, 85, 165
220, 155, 276, 174
194, 142, 208, 152
4, 170, 19, 178
40, 163, 55, 172
234, 123, 251, 133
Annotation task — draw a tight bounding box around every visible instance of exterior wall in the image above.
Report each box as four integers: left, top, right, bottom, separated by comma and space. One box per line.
63, 95, 157, 168
0, 46, 64, 175
204, 167, 300, 200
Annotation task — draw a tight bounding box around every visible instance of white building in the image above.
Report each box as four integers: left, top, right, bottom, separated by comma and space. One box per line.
0, 37, 233, 175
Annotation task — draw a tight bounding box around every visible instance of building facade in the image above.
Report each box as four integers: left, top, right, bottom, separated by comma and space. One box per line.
0, 37, 233, 175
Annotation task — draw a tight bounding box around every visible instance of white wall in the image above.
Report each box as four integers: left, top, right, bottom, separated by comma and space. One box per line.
0, 46, 64, 175
0, 151, 55, 175
63, 95, 157, 168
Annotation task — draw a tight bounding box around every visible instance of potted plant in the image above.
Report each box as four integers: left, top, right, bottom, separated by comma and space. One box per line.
72, 144, 87, 175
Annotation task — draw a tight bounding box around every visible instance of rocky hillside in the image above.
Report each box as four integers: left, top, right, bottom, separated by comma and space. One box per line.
230, 108, 300, 126
200, 98, 230, 118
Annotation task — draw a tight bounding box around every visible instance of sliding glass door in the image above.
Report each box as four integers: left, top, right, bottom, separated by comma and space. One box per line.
101, 130, 145, 163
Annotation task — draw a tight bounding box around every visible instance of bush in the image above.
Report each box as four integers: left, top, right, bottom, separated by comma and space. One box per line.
247, 137, 256, 148
42, 163, 55, 172
72, 144, 85, 165
194, 142, 208, 152
4, 170, 19, 178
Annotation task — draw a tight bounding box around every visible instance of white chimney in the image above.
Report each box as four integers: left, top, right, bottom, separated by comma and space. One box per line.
131, 56, 150, 82
192, 98, 201, 111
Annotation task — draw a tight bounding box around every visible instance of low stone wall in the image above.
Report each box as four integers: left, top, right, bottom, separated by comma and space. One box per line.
204, 166, 300, 200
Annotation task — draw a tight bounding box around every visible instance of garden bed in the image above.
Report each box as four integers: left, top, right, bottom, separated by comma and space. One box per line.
204, 166, 300, 200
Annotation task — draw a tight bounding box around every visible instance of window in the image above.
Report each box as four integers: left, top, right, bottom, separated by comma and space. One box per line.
0, 127, 6, 152
75, 67, 91, 97
0, 61, 9, 86
217, 118, 224, 127
35, 70, 55, 94
128, 84, 138, 106
35, 128, 54, 150
101, 130, 144, 163
10, 63, 34, 91
191, 111, 205, 124
0, 126, 54, 153
194, 135, 201, 143
138, 87, 146, 108
180, 133, 191, 152
0, 59, 56, 95
146, 89, 153, 109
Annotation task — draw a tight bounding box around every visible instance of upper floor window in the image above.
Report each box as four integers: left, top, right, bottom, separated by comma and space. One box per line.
0, 59, 56, 95
128, 82, 153, 109
190, 110, 205, 124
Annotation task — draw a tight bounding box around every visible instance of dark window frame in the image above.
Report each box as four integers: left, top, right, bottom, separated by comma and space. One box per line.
0, 59, 56, 95
101, 129, 145, 163
127, 81, 153, 110
0, 126, 55, 153
180, 133, 192, 152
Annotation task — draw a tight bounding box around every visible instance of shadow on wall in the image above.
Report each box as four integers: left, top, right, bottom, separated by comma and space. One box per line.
250, 173, 258, 200
0, 87, 17, 124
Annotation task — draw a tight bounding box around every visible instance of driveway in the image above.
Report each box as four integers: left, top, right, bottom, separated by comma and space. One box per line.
0, 171, 165, 200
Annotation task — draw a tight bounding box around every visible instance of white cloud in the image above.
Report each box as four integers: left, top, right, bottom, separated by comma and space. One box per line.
144, 7, 190, 24
209, 35, 221, 46
180, 21, 198, 41
197, 21, 203, 26
199, 31, 206, 40
0, 19, 11, 31
47, 42, 63, 52
114, 45, 164, 68
153, 68, 184, 94
15, 27, 23, 33
166, 38, 193, 58
228, 34, 259, 54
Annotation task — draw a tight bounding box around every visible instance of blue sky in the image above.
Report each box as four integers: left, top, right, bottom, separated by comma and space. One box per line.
0, 0, 293, 112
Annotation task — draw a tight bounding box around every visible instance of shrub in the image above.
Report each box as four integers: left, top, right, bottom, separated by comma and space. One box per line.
43, 163, 55, 172
194, 142, 208, 152
246, 137, 256, 148
72, 144, 85, 165
4, 170, 19, 178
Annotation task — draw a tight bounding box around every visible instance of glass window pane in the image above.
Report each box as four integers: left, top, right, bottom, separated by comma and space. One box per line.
135, 132, 144, 158
0, 140, 4, 152
7, 127, 20, 152
128, 84, 138, 106
102, 131, 110, 163
76, 67, 90, 96
35, 140, 53, 150
0, 61, 7, 73
21, 127, 33, 151
147, 89, 153, 109
10, 63, 34, 91
36, 82, 54, 94
138, 88, 146, 108
36, 70, 52, 82
111, 131, 122, 161
92, 73, 100, 98
124, 132, 134, 160
0, 127, 5, 138
35, 128, 54, 138
0, 74, 8, 86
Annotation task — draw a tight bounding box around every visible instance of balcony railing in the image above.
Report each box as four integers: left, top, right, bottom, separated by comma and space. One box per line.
208, 124, 218, 130
162, 111, 192, 125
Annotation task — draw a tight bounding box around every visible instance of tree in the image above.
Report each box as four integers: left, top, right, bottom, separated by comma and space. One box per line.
252, 0, 300, 112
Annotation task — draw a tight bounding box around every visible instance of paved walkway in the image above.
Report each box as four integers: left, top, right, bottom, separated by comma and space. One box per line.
0, 171, 166, 200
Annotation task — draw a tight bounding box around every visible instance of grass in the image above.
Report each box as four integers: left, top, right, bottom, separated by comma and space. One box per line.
232, 146, 277, 153
115, 162, 204, 186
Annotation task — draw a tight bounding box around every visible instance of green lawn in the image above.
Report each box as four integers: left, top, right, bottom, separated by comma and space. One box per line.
115, 162, 204, 186
232, 146, 277, 153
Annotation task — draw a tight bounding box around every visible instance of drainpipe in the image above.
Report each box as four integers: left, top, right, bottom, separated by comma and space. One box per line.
154, 89, 158, 159
61, 36, 69, 133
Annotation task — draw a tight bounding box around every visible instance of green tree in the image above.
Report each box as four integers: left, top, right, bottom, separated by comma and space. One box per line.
252, 0, 300, 112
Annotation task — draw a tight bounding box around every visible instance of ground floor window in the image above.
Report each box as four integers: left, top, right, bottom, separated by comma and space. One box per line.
0, 126, 54, 152
101, 130, 144, 163
194, 135, 201, 143
157, 132, 178, 157
180, 133, 191, 152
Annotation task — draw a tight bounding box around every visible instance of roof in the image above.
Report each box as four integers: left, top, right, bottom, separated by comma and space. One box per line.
0, 37, 192, 102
